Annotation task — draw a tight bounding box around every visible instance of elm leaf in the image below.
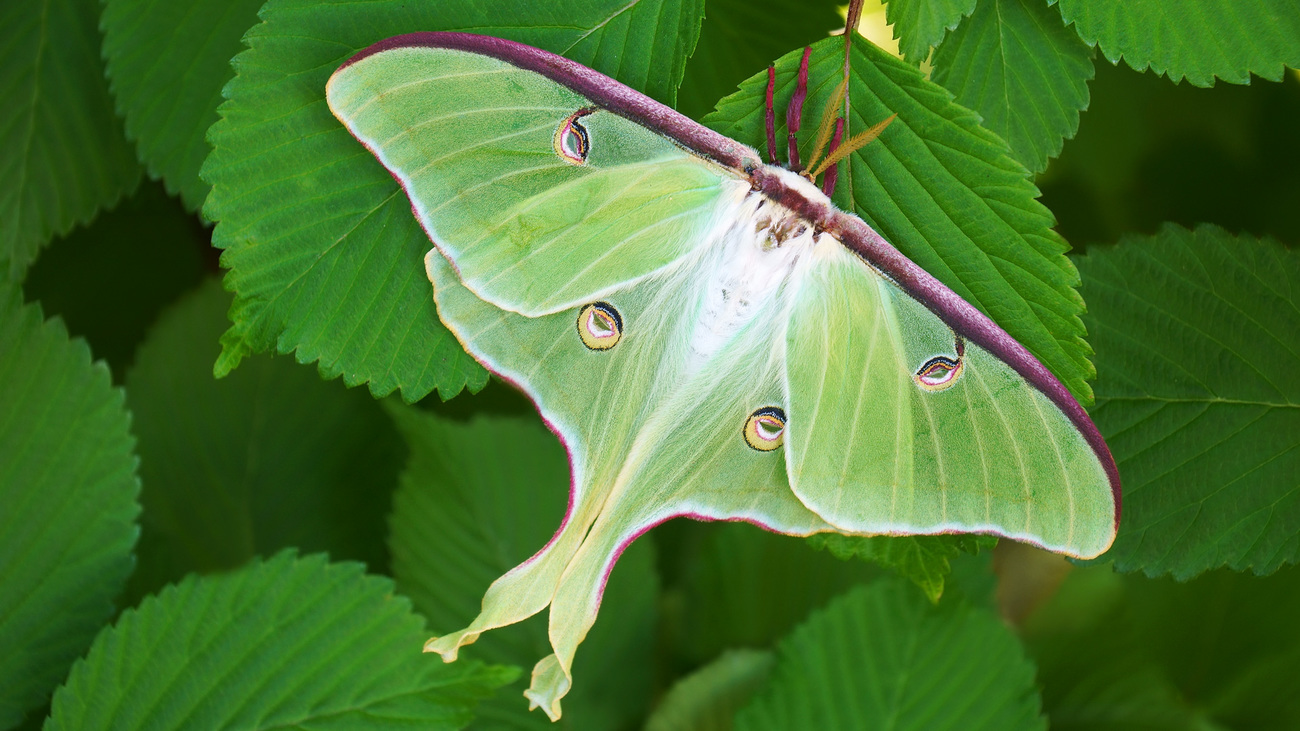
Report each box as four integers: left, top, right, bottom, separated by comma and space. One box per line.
734, 579, 1047, 731
0, 284, 138, 728
123, 279, 403, 602
1052, 0, 1300, 87
0, 0, 140, 278
886, 0, 978, 64
202, 0, 705, 400
932, 0, 1093, 173
101, 0, 265, 211
705, 35, 1094, 402
46, 552, 517, 730
1078, 224, 1300, 579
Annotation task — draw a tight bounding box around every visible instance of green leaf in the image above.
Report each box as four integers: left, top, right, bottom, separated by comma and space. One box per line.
735, 578, 1046, 731
0, 0, 140, 279
645, 649, 774, 731
46, 552, 517, 730
1027, 564, 1300, 730
705, 36, 1094, 402
1077, 224, 1300, 579
808, 533, 995, 602
675, 522, 877, 666
676, 0, 842, 120
1052, 0, 1300, 87
22, 182, 207, 379
387, 407, 658, 729
123, 280, 404, 603
886, 0, 978, 64
0, 284, 139, 729
931, 0, 1093, 173
101, 0, 264, 211
202, 0, 705, 400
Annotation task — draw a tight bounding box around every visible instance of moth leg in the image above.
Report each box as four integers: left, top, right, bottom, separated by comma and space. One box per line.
423, 494, 604, 661
785, 46, 812, 171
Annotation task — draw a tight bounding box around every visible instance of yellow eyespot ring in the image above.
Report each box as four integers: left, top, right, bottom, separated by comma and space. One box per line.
554, 110, 592, 165
743, 407, 786, 451
914, 355, 963, 392
577, 302, 622, 350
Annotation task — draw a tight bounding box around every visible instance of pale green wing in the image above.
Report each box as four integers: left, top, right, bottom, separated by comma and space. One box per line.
425, 249, 832, 719
783, 243, 1116, 559
327, 46, 750, 316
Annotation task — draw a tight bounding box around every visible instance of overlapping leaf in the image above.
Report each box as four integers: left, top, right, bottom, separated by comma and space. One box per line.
645, 650, 774, 731
23, 182, 207, 378
1052, 0, 1300, 86
1028, 564, 1300, 729
706, 35, 1094, 402
124, 280, 403, 602
101, 0, 265, 211
387, 408, 658, 729
676, 0, 842, 120
46, 552, 516, 730
734, 579, 1046, 731
0, 284, 139, 729
0, 0, 140, 279
676, 522, 876, 666
808, 533, 995, 602
932, 0, 1093, 173
886, 0, 977, 64
203, 0, 705, 400
1078, 224, 1300, 578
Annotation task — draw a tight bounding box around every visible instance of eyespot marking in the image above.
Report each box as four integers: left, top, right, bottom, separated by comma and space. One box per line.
577, 302, 622, 350
744, 407, 786, 451
554, 110, 592, 165
915, 355, 963, 391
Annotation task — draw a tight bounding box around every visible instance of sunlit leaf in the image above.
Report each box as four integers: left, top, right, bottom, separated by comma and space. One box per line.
0, 284, 138, 728
734, 579, 1047, 731
886, 0, 977, 64
808, 533, 995, 602
387, 407, 658, 729
1052, 0, 1300, 86
46, 552, 517, 730
706, 35, 1094, 402
932, 0, 1093, 173
203, 0, 705, 400
0, 0, 140, 278
1079, 224, 1300, 579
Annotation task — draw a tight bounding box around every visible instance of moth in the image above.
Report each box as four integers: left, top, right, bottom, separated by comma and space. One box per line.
327, 30, 1119, 721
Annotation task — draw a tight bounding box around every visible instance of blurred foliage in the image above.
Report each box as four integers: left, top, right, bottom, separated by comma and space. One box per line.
2, 0, 1298, 729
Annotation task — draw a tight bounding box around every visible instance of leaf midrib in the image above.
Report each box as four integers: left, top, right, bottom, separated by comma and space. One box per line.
1095, 396, 1299, 410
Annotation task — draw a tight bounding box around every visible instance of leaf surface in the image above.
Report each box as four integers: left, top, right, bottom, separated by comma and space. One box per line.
1078, 224, 1300, 578
387, 408, 658, 729
705, 36, 1094, 401
0, 0, 140, 278
886, 0, 978, 64
1052, 0, 1300, 86
203, 0, 705, 400
1028, 564, 1300, 730
101, 0, 265, 211
808, 533, 995, 602
932, 0, 1093, 173
734, 579, 1047, 731
123, 280, 403, 602
676, 0, 842, 120
46, 552, 516, 730
0, 284, 138, 729
645, 649, 774, 731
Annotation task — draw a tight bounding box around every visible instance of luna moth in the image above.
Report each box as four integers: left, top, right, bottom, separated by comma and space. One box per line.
326, 31, 1120, 721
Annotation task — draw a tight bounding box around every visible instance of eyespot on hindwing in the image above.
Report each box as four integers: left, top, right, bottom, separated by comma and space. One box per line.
577, 302, 622, 350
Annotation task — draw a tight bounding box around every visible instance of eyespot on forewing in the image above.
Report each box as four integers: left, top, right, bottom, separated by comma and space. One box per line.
554, 110, 592, 165
577, 302, 622, 350
914, 355, 963, 392
744, 407, 786, 451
